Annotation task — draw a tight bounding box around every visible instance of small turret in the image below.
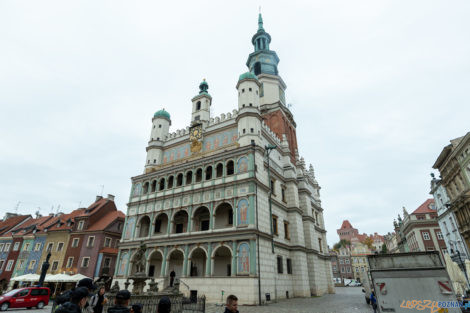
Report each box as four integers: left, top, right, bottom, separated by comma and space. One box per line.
145, 109, 171, 169
191, 79, 212, 126
236, 72, 262, 146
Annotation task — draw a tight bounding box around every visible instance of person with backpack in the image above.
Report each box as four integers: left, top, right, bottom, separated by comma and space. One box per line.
55, 287, 89, 313
90, 286, 108, 313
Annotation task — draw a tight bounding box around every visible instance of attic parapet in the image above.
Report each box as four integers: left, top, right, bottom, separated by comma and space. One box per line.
208, 109, 239, 127
261, 121, 282, 145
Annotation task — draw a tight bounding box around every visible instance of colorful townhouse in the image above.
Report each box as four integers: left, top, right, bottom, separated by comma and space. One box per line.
0, 214, 31, 290
62, 195, 124, 280
11, 215, 54, 279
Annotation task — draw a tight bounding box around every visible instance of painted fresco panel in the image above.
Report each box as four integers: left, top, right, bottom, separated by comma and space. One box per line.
237, 243, 250, 275
237, 199, 249, 226
118, 251, 129, 276
237, 156, 249, 173
124, 217, 136, 240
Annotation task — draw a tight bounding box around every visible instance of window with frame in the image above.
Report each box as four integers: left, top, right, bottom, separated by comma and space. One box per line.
81, 257, 90, 268
29, 260, 36, 270
423, 232, 431, 240
281, 187, 286, 203
5, 260, 14, 271
87, 236, 95, 247
272, 215, 278, 235
345, 258, 350, 264
104, 257, 111, 268
72, 238, 79, 248
437, 231, 443, 240
341, 267, 345, 273
277, 256, 283, 274
318, 238, 323, 252
24, 243, 30, 251
57, 242, 64, 252
34, 243, 41, 251
339, 259, 344, 264
66, 257, 74, 268
46, 243, 53, 252
51, 261, 59, 271
0, 260, 4, 270
315, 212, 319, 225
283, 221, 290, 239
286, 258, 292, 274
104, 237, 112, 247
78, 221, 85, 230
270, 180, 275, 194
18, 260, 25, 269
4, 243, 11, 252
13, 242, 20, 251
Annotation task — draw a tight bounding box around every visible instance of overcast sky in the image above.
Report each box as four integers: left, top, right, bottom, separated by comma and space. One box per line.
1, 0, 469, 245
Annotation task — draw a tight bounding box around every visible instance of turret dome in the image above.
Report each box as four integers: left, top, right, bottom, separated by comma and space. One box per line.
238, 72, 258, 81
154, 109, 171, 120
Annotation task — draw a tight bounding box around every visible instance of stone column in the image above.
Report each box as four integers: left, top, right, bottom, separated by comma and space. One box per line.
182, 245, 189, 277
161, 246, 168, 277
188, 206, 193, 232
209, 203, 214, 230
167, 210, 172, 235
206, 243, 212, 276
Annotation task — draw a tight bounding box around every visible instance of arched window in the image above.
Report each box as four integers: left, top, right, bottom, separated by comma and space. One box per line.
176, 173, 183, 187
186, 171, 193, 185
151, 180, 157, 193
205, 166, 213, 180
196, 101, 201, 111
168, 176, 174, 189
226, 160, 234, 176
143, 182, 149, 194
216, 163, 223, 178
254, 62, 261, 75
195, 169, 202, 183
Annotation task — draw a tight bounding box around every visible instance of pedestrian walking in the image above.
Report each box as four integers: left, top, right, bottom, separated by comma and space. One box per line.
224, 295, 239, 313
157, 296, 171, 313
131, 303, 143, 313
107, 290, 131, 313
169, 270, 176, 287
370, 291, 377, 313
77, 278, 98, 313
91, 286, 108, 313
55, 287, 89, 313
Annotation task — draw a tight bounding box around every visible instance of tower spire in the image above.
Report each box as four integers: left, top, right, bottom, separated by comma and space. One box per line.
258, 12, 264, 31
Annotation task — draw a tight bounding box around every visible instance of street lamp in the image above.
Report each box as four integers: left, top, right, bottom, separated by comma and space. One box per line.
450, 240, 469, 290
265, 144, 277, 254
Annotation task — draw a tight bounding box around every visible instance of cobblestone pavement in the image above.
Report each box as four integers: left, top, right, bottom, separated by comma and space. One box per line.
205, 287, 371, 313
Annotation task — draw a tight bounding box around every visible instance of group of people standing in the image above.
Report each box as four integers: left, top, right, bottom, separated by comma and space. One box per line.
53, 278, 172, 313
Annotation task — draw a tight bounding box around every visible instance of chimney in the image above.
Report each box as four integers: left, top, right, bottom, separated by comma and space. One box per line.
4, 212, 18, 220
96, 195, 103, 202
107, 194, 115, 201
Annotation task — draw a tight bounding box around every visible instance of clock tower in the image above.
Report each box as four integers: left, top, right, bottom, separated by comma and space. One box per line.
191, 79, 212, 127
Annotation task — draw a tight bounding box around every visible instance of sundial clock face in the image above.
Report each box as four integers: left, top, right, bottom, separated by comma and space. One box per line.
189, 124, 203, 141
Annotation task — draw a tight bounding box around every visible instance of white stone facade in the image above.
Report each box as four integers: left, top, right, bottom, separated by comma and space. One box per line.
113, 14, 333, 304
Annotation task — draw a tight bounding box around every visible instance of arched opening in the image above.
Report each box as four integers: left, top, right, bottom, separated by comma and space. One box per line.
168, 250, 184, 278
226, 160, 234, 176
213, 246, 232, 276
205, 166, 213, 180
176, 173, 183, 187
154, 213, 168, 235
143, 182, 149, 194
168, 176, 174, 189
159, 178, 165, 191
216, 163, 223, 178
151, 180, 157, 193
173, 211, 188, 234
196, 101, 201, 111
214, 203, 233, 229
190, 248, 207, 277
137, 216, 150, 238
186, 171, 193, 185
148, 250, 163, 278
195, 169, 203, 182
254, 62, 261, 75
192, 207, 210, 232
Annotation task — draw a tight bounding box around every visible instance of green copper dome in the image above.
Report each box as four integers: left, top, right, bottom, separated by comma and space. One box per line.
239, 72, 258, 81
154, 109, 170, 120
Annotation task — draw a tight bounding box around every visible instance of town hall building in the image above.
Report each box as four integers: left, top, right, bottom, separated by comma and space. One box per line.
113, 13, 334, 304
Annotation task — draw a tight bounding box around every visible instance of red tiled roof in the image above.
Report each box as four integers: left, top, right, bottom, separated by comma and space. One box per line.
99, 247, 118, 254
412, 199, 436, 214
77, 199, 109, 217
86, 210, 125, 231
36, 209, 85, 234
0, 215, 31, 235
340, 220, 353, 229
7, 215, 54, 236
